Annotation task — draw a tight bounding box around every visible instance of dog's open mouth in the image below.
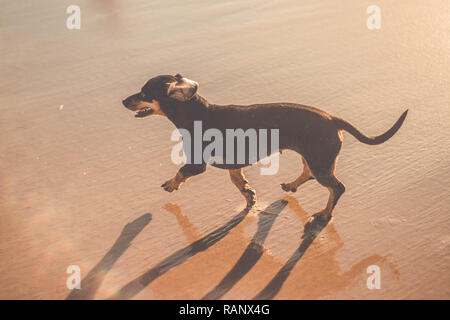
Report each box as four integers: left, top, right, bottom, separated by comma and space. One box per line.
135, 107, 154, 118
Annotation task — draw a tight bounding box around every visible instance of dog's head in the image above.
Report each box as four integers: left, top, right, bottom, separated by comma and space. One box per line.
122, 74, 199, 118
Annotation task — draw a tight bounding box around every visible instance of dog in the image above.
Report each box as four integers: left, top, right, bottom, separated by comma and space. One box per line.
122, 74, 407, 222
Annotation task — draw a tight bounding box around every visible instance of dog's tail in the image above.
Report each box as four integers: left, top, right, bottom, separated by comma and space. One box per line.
333, 109, 408, 145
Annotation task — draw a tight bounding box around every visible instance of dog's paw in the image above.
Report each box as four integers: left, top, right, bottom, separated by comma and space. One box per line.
161, 179, 180, 192
302, 211, 331, 238
280, 182, 297, 193
305, 211, 331, 228
242, 188, 257, 208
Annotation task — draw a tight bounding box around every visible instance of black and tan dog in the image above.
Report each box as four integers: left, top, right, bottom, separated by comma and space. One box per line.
123, 74, 407, 222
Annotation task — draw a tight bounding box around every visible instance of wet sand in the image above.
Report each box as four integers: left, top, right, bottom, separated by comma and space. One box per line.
0, 0, 449, 299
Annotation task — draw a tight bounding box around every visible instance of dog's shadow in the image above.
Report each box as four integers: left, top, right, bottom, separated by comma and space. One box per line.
202, 198, 330, 300
66, 199, 330, 300
253, 213, 330, 299
66, 213, 152, 300
202, 200, 289, 299
107, 203, 257, 299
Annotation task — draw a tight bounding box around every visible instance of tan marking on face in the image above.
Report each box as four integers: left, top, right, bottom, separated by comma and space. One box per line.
166, 77, 199, 102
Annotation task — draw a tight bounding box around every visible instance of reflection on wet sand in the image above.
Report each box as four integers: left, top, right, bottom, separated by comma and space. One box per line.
66, 198, 399, 299
255, 197, 400, 299
163, 203, 203, 243
155, 197, 400, 300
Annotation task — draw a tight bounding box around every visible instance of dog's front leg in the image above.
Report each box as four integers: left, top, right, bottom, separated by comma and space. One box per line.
229, 168, 256, 208
161, 164, 206, 192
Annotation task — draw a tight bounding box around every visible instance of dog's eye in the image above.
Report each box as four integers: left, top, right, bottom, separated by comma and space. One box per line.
140, 92, 146, 98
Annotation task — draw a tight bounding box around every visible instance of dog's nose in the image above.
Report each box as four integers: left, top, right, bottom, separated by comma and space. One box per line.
122, 99, 128, 107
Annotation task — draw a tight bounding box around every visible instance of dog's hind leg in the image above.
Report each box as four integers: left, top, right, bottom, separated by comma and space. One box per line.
281, 157, 314, 192
229, 168, 256, 208
302, 134, 346, 223
306, 152, 345, 223
310, 173, 345, 222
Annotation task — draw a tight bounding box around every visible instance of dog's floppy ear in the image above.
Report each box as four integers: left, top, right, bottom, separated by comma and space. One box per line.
167, 74, 199, 102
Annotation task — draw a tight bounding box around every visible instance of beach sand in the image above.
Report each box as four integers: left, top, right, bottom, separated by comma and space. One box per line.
0, 0, 449, 299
